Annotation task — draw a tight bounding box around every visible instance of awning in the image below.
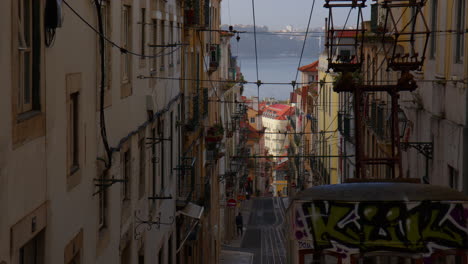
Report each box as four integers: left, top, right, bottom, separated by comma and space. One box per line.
175, 202, 204, 253
177, 202, 204, 219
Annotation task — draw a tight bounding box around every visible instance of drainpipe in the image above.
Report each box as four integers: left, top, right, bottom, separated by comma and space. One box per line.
464, 80, 468, 195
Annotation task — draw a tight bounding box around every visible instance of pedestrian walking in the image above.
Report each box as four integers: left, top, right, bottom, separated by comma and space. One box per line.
235, 212, 243, 236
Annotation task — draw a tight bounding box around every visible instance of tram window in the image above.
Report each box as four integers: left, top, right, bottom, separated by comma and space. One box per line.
432, 255, 464, 264
304, 254, 339, 264
359, 256, 415, 264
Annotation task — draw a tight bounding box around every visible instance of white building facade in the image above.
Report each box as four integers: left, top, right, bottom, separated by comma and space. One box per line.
0, 0, 184, 263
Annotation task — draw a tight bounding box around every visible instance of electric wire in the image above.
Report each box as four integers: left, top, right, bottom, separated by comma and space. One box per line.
251, 0, 259, 82
137, 75, 468, 86
63, 0, 180, 59
197, 31, 221, 101
294, 0, 316, 86
94, 0, 112, 169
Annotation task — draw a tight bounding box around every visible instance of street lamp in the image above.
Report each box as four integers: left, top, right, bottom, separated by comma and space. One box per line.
397, 108, 408, 139
397, 108, 434, 184
230, 160, 240, 172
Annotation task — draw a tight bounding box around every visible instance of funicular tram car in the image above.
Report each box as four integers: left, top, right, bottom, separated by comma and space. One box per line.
286, 182, 468, 264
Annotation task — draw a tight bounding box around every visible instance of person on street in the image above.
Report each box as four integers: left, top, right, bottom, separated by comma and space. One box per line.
235, 212, 243, 236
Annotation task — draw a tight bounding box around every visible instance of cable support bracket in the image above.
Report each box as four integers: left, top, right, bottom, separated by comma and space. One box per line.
134, 211, 175, 240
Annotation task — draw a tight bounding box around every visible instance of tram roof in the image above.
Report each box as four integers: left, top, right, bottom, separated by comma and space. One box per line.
294, 182, 468, 202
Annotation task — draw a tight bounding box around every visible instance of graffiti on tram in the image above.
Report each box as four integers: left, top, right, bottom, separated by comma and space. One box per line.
293, 201, 468, 255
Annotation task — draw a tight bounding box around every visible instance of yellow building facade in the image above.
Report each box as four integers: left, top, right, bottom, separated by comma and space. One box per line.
316, 54, 340, 184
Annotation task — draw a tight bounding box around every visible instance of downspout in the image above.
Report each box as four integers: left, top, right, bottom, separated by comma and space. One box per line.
464, 80, 468, 195
463, 34, 468, 194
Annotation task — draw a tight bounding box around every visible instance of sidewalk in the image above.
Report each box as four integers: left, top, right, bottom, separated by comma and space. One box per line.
222, 198, 253, 247
220, 198, 254, 264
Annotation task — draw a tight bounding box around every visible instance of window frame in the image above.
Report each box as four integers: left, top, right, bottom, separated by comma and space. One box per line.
98, 170, 108, 229
454, 0, 465, 63
100, 0, 112, 92
150, 19, 158, 79
122, 5, 131, 83
159, 118, 165, 192
18, 0, 34, 114
70, 92, 80, 172
121, 3, 132, 98
170, 112, 174, 179
122, 149, 131, 201
151, 128, 157, 199
169, 21, 174, 67
12, 0, 46, 146
159, 19, 165, 72
19, 230, 45, 264
177, 22, 181, 64
429, 0, 438, 60
140, 7, 146, 58
449, 165, 459, 190
139, 134, 146, 199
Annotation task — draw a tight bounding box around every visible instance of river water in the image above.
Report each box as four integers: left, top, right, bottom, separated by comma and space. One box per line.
238, 56, 317, 100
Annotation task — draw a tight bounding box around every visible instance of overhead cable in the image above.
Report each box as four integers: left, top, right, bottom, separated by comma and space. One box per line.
294, 0, 316, 86
63, 0, 180, 59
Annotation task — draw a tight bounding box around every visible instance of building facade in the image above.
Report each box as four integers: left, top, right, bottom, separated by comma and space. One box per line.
0, 0, 234, 263
316, 53, 340, 185
398, 0, 467, 193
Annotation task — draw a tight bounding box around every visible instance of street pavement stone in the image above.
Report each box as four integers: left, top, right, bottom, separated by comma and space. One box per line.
219, 250, 253, 264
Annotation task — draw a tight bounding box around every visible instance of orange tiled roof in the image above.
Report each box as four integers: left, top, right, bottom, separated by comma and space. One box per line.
335, 30, 358, 38
262, 104, 294, 120
298, 60, 319, 72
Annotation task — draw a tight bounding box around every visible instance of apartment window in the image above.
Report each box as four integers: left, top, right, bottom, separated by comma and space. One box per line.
67, 253, 81, 264
411, 6, 417, 39
19, 231, 45, 264
429, 0, 438, 59
177, 23, 181, 64
139, 136, 146, 199
121, 244, 131, 264
122, 5, 132, 84
170, 112, 174, 177
158, 245, 164, 264
169, 21, 174, 67
152, 128, 157, 197
159, 20, 165, 71
70, 92, 80, 172
250, 117, 255, 123
18, 0, 41, 114
98, 171, 108, 228
138, 249, 145, 264
455, 0, 465, 63
159, 119, 165, 191
168, 236, 173, 264
65, 230, 83, 264
99, 1, 112, 92
449, 165, 459, 190
151, 19, 158, 74
140, 8, 146, 57
122, 150, 131, 200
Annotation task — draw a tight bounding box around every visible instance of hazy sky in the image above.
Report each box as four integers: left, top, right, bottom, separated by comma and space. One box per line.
221, 0, 370, 31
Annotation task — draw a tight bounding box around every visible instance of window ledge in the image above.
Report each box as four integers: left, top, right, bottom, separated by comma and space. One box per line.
17, 110, 42, 123
13, 111, 45, 147
67, 166, 82, 191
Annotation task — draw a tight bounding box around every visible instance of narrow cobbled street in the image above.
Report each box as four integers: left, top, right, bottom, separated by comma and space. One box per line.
220, 197, 288, 264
